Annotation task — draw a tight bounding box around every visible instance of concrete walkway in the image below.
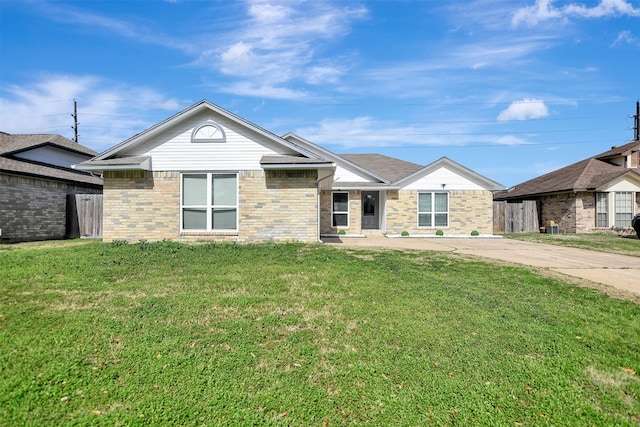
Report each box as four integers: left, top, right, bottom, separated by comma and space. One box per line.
322, 235, 640, 300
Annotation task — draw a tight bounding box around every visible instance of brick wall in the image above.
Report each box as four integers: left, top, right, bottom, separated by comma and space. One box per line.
103, 170, 179, 242
103, 169, 319, 243
386, 189, 494, 236
540, 193, 577, 233
319, 190, 363, 235
0, 173, 101, 243
320, 189, 494, 236
540, 191, 640, 233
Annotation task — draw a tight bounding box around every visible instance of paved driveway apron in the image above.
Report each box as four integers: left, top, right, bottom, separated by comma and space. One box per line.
323, 236, 640, 298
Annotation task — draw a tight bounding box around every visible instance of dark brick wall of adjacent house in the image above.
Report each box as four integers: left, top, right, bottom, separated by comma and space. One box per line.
0, 173, 102, 243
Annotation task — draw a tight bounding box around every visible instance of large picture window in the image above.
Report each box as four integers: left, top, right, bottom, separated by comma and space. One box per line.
182, 173, 237, 231
418, 192, 448, 227
332, 192, 349, 228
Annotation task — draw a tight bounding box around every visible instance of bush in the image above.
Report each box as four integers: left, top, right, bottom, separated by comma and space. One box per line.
436, 230, 444, 236
401, 231, 410, 237
338, 230, 346, 235
471, 230, 480, 236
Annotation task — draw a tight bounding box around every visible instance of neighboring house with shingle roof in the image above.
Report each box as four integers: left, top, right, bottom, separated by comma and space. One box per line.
0, 132, 103, 243
494, 139, 640, 233
75, 100, 504, 243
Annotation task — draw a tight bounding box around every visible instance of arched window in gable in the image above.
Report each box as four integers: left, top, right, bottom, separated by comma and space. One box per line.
191, 121, 226, 143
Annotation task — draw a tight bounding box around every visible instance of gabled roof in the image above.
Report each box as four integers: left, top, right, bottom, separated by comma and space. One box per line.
495, 140, 640, 201
395, 156, 505, 190
90, 100, 323, 162
0, 132, 102, 187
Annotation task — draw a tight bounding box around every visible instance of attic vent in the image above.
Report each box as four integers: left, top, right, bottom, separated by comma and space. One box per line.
191, 121, 226, 143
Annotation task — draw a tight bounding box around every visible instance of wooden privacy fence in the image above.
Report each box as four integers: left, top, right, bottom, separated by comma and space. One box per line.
493, 200, 539, 234
66, 194, 103, 239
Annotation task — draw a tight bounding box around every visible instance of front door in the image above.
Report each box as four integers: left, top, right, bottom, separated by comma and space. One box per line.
361, 191, 379, 229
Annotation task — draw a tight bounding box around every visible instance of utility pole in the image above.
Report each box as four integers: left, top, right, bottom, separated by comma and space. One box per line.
71, 99, 79, 143
634, 100, 640, 142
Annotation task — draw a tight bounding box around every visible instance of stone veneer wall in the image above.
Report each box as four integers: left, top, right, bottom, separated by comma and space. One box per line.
0, 173, 102, 243
386, 189, 494, 235
103, 169, 318, 243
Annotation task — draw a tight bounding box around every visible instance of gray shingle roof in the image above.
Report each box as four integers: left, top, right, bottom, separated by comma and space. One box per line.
338, 154, 423, 183
0, 132, 102, 187
495, 140, 640, 200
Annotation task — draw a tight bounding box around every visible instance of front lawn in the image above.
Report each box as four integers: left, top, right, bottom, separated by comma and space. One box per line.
1, 241, 638, 426
506, 233, 640, 257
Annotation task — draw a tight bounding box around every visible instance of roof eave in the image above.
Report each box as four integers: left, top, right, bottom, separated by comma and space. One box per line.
261, 163, 336, 170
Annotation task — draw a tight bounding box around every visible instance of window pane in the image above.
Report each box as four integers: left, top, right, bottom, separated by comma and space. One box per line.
333, 213, 348, 227
333, 193, 348, 212
615, 192, 633, 227
435, 213, 448, 227
595, 193, 608, 227
418, 213, 431, 227
418, 193, 431, 212
434, 193, 448, 212
212, 208, 236, 229
183, 208, 206, 229
212, 174, 237, 206
183, 174, 207, 205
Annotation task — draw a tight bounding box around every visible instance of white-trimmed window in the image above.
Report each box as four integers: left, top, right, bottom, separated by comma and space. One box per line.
191, 121, 226, 143
595, 192, 608, 228
615, 192, 633, 228
418, 192, 449, 227
181, 173, 237, 231
332, 192, 349, 228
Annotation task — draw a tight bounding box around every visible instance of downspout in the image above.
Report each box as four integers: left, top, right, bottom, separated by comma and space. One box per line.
316, 169, 335, 243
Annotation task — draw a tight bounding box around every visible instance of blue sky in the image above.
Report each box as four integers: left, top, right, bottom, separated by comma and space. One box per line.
1, 0, 639, 187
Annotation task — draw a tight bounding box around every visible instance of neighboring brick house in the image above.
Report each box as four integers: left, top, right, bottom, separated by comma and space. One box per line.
76, 100, 504, 243
0, 133, 103, 243
494, 140, 640, 233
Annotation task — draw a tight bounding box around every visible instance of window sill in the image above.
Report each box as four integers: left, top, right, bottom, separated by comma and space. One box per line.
180, 231, 239, 236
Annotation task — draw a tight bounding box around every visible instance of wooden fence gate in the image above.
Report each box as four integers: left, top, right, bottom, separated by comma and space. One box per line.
66, 193, 103, 239
493, 200, 539, 234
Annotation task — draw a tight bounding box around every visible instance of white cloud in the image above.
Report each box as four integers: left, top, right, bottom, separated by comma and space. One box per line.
200, 0, 368, 97
294, 115, 535, 150
497, 99, 549, 121
512, 0, 640, 27
611, 30, 640, 47
0, 74, 182, 152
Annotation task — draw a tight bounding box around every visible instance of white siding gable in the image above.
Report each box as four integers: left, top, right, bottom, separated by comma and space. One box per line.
401, 166, 486, 191
602, 175, 640, 192
121, 111, 299, 171
333, 165, 376, 183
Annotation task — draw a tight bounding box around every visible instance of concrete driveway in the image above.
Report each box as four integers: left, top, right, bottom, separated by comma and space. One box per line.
322, 235, 640, 300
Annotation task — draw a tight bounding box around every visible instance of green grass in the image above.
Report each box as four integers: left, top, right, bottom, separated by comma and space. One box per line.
505, 233, 640, 257
1, 240, 639, 426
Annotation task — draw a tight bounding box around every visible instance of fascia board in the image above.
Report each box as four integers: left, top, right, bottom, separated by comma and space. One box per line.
261, 163, 336, 170
73, 157, 151, 172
